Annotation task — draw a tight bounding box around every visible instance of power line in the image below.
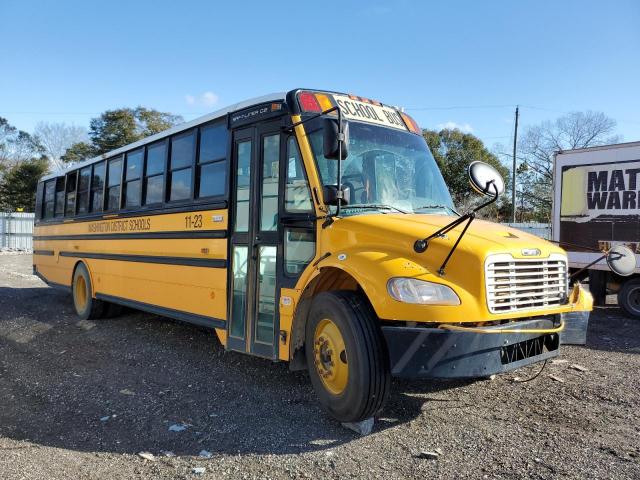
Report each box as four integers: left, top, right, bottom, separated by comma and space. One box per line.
406, 104, 516, 111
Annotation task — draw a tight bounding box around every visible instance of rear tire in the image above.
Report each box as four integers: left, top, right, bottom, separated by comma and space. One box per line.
305, 291, 390, 423
618, 277, 640, 319
72, 263, 105, 320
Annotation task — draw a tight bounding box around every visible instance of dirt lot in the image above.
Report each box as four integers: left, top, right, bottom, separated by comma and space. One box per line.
0, 254, 639, 479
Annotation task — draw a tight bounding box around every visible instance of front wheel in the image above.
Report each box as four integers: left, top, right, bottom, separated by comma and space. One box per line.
618, 277, 640, 318
305, 291, 390, 423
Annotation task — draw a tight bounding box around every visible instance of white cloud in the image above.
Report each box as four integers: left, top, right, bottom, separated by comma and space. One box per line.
436, 121, 474, 133
201, 91, 219, 106
184, 91, 220, 107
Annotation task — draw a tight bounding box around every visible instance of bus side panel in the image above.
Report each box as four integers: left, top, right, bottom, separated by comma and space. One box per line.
33, 248, 71, 287
88, 258, 227, 320
32, 208, 230, 321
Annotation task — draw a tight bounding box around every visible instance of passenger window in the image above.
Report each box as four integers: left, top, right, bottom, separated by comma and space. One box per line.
285, 137, 313, 212
44, 180, 56, 219
284, 228, 316, 276
169, 131, 194, 201
90, 162, 105, 212
197, 124, 227, 198
64, 171, 77, 216
107, 157, 122, 211
260, 134, 279, 231
124, 149, 143, 208
144, 142, 166, 205
77, 166, 91, 214
54, 177, 65, 216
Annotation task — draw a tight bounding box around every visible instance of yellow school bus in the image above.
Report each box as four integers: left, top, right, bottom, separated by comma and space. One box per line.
33, 89, 594, 423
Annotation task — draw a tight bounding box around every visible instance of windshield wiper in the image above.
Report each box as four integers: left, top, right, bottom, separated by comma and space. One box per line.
344, 204, 409, 214
415, 204, 459, 215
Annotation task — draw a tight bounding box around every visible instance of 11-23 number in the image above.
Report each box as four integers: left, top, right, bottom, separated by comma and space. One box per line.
185, 214, 203, 229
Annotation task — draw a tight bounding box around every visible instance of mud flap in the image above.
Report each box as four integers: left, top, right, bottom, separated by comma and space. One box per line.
560, 311, 589, 345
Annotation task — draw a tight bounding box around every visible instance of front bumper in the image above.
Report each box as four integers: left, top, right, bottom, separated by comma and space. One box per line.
382, 317, 561, 379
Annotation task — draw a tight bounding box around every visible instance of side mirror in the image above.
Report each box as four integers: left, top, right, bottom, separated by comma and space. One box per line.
323, 184, 351, 206
468, 161, 505, 197
606, 245, 637, 277
323, 117, 349, 160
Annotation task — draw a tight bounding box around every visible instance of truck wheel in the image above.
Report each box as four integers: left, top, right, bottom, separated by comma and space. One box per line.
72, 263, 105, 320
618, 278, 640, 318
305, 291, 390, 423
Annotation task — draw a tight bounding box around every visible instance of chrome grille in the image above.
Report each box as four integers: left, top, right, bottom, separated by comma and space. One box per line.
485, 254, 568, 314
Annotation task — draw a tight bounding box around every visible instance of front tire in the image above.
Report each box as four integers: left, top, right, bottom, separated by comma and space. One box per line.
305, 291, 390, 423
72, 263, 105, 320
618, 277, 640, 318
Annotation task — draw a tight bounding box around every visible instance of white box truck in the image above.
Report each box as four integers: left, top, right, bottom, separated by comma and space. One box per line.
552, 141, 640, 318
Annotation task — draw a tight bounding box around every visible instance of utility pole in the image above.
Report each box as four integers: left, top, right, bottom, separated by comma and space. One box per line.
511, 106, 519, 223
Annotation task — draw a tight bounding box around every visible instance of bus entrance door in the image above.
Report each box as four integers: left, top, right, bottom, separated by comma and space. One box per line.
227, 122, 282, 359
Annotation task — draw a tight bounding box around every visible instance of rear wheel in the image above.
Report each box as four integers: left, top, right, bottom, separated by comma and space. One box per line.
618, 277, 640, 318
305, 291, 390, 422
72, 263, 105, 320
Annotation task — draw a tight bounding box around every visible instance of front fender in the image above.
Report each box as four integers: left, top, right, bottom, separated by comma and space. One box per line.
316, 248, 478, 322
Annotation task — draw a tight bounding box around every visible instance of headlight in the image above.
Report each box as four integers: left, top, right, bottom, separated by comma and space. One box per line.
387, 277, 460, 305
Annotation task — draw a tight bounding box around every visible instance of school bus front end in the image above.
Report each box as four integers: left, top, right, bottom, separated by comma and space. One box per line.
305, 213, 593, 379
283, 89, 593, 422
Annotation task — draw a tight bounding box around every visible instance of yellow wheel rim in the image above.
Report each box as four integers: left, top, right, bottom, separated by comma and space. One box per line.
75, 274, 88, 311
313, 318, 348, 395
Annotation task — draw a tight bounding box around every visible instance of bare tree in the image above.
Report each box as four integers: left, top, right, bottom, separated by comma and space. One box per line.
33, 122, 88, 170
518, 111, 620, 221
0, 117, 44, 172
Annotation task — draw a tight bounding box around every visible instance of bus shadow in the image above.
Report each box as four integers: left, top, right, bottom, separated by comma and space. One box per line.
578, 306, 640, 355
0, 286, 464, 457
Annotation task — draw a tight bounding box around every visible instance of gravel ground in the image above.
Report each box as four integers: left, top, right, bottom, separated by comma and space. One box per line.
0, 254, 639, 479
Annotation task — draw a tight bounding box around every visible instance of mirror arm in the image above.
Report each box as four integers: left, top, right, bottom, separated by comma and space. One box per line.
436, 213, 476, 276
414, 181, 498, 254
569, 254, 608, 282
471, 180, 499, 213
283, 106, 339, 133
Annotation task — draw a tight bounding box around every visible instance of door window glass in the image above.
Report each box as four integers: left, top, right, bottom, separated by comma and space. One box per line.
260, 134, 279, 231
284, 228, 316, 276
256, 246, 277, 344
285, 137, 313, 212
234, 140, 251, 232
230, 246, 248, 339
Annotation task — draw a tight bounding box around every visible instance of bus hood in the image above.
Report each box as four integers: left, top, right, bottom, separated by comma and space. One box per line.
327, 213, 565, 262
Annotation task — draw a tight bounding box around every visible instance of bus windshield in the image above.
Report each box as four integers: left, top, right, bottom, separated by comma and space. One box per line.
308, 122, 455, 215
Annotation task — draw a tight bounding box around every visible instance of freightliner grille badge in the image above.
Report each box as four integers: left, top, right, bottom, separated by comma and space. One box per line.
521, 248, 541, 256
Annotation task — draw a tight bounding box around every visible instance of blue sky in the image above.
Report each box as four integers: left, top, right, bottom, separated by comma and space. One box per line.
1, 0, 638, 156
